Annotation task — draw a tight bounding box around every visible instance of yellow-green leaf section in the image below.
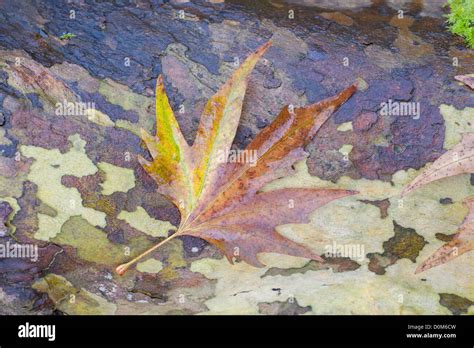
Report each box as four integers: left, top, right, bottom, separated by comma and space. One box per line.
190, 42, 271, 205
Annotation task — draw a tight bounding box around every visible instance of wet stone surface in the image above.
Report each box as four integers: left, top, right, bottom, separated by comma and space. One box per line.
0, 0, 473, 314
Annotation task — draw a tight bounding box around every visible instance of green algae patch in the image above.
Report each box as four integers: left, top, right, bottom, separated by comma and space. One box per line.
33, 274, 116, 315
20, 134, 106, 241
32, 273, 76, 303
159, 239, 188, 281
53, 216, 152, 266
367, 221, 428, 275
97, 162, 135, 195
386, 222, 427, 262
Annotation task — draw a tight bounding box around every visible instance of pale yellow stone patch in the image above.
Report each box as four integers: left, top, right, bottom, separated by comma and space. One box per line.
336, 122, 353, 132
97, 162, 135, 195
20, 134, 106, 241
98, 79, 154, 135
114, 119, 140, 137
137, 258, 164, 274
85, 108, 115, 127
355, 77, 369, 91
117, 206, 175, 237
0, 128, 12, 146
277, 200, 392, 259
338, 144, 353, 157
191, 257, 457, 315
258, 253, 309, 269
99, 79, 150, 112
439, 104, 474, 150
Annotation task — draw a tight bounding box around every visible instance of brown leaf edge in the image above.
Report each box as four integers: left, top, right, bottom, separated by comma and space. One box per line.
415, 196, 474, 273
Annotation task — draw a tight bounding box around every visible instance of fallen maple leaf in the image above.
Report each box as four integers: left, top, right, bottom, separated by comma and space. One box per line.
116, 42, 357, 275
416, 196, 474, 273
401, 133, 474, 197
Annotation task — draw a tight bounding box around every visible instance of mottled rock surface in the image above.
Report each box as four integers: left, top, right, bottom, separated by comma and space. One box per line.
0, 0, 473, 315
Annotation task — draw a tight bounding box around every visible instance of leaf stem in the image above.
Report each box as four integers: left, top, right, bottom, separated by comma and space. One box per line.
115, 232, 179, 276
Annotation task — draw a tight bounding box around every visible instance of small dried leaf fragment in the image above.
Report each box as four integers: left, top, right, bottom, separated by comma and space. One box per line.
455, 74, 474, 90
117, 42, 357, 274
416, 196, 474, 273
401, 133, 474, 197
